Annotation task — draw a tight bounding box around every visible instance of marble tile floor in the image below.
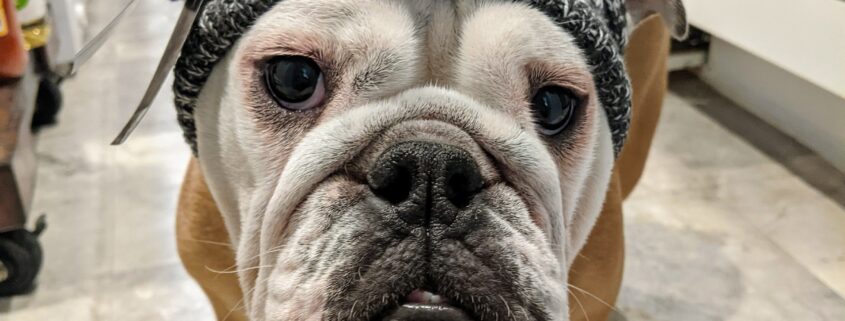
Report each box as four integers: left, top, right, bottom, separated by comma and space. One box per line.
614, 76, 845, 320
2, 1, 844, 320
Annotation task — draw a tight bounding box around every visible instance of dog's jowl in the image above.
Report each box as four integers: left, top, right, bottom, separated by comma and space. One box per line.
172, 1, 687, 320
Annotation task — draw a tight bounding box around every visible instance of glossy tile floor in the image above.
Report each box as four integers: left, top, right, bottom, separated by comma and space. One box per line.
2, 1, 844, 320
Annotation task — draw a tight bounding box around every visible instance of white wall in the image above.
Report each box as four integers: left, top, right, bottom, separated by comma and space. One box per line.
699, 39, 845, 173
685, 0, 845, 173
685, 0, 845, 97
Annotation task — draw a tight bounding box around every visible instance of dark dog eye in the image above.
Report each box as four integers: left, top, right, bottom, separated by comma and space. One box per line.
531, 86, 580, 135
264, 56, 325, 110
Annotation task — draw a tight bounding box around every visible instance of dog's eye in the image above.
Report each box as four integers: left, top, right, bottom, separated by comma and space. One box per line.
530, 86, 580, 135
264, 56, 325, 110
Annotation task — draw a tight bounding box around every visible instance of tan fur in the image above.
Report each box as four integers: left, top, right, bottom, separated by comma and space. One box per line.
177, 158, 246, 321
568, 15, 671, 321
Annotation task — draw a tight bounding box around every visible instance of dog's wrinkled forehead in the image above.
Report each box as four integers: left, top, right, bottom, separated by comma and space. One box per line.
173, 0, 631, 155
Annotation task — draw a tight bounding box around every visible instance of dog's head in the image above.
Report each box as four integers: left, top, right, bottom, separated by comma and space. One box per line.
185, 1, 686, 320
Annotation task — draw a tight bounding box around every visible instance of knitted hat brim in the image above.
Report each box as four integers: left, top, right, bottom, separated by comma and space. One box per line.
173, 0, 631, 156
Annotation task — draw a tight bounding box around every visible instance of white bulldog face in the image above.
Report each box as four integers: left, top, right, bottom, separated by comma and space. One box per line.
191, 1, 684, 320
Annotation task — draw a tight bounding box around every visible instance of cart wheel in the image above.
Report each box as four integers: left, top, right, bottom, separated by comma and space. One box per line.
31, 76, 63, 132
0, 229, 43, 296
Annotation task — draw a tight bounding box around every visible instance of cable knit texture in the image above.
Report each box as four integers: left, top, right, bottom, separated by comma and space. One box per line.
173, 0, 631, 156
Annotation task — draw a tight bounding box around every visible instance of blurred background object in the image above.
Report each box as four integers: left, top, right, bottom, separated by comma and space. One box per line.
0, 0, 28, 80
19, 0, 50, 51
43, 0, 87, 70
0, 0, 42, 297
18, 0, 62, 131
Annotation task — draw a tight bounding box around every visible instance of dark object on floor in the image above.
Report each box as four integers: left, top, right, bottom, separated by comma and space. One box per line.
0, 215, 46, 296
671, 25, 709, 52
28, 45, 63, 132
30, 75, 62, 132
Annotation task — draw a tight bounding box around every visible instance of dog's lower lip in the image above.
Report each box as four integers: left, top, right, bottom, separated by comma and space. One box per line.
380, 303, 473, 321
377, 289, 474, 321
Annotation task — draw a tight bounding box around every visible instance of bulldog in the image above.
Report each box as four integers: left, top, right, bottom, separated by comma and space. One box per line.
172, 1, 687, 320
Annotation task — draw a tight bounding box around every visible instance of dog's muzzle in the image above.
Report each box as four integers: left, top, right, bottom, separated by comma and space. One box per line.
260, 88, 564, 321
366, 142, 483, 320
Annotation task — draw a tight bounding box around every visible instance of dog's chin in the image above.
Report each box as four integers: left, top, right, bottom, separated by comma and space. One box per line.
373, 284, 547, 321
324, 258, 552, 321
329, 260, 549, 321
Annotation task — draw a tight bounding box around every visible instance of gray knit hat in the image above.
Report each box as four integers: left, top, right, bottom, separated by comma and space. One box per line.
174, 0, 631, 156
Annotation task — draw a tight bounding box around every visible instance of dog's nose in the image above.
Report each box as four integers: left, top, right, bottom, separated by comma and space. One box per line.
368, 141, 484, 225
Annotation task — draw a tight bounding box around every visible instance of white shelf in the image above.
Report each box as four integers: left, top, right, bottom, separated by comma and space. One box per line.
685, 0, 845, 98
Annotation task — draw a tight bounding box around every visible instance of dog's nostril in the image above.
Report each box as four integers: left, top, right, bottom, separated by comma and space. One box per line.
444, 162, 483, 208
368, 141, 484, 226
370, 163, 414, 204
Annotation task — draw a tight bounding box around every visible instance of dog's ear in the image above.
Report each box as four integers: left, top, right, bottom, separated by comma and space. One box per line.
625, 0, 688, 39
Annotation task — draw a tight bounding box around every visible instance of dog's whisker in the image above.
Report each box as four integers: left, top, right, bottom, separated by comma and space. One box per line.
211, 246, 286, 280
567, 283, 619, 312
498, 294, 512, 319
222, 294, 248, 321
349, 300, 358, 320
520, 306, 531, 320
177, 237, 234, 247
206, 265, 274, 275
223, 275, 272, 321
568, 288, 591, 321
223, 285, 257, 321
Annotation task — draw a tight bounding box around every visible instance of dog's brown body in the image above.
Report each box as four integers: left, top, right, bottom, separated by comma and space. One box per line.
176, 16, 669, 321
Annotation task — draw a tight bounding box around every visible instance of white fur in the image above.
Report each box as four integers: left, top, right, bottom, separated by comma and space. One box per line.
567, 108, 615, 265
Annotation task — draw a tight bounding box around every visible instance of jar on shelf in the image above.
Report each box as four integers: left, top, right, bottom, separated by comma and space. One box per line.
17, 0, 49, 51
0, 0, 28, 81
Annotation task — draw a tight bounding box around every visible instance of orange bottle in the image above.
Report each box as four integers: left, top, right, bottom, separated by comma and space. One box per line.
0, 0, 28, 80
